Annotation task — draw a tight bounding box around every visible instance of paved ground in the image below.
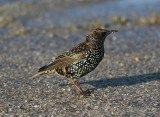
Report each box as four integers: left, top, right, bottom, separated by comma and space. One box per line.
0, 0, 160, 116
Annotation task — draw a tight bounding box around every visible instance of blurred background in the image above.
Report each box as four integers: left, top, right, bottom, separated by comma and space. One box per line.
0, 0, 160, 116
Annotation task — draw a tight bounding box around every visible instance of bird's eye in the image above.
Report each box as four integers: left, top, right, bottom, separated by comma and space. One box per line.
102, 32, 106, 35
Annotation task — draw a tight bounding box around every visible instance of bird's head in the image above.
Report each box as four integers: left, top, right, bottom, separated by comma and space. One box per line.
86, 28, 118, 43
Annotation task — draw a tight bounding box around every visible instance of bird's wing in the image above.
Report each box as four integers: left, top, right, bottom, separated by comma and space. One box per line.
39, 55, 87, 72
32, 42, 89, 78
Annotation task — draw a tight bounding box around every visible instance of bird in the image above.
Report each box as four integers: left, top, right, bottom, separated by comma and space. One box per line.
32, 28, 118, 95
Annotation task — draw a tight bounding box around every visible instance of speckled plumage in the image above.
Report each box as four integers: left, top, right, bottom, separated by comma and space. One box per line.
32, 28, 118, 95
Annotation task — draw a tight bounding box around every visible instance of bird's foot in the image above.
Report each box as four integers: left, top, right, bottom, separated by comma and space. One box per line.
75, 90, 91, 96
83, 90, 91, 96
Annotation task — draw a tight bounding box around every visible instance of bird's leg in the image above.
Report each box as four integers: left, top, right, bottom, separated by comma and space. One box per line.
69, 79, 85, 95
73, 81, 85, 94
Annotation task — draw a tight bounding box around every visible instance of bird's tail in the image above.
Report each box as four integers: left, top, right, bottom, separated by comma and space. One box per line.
31, 63, 56, 78
31, 59, 68, 78
31, 71, 46, 78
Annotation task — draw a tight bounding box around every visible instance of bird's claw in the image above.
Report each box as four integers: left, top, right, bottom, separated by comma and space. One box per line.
75, 90, 91, 96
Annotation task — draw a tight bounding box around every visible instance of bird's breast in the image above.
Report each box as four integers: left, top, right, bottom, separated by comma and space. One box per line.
86, 49, 104, 64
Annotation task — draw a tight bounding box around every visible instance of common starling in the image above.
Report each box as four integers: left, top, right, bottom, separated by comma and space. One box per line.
32, 28, 118, 95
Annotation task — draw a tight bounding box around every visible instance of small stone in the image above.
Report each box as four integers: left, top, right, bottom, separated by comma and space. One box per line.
132, 56, 139, 62
48, 33, 54, 38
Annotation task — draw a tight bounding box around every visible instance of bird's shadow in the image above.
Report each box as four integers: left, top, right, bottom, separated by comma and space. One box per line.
60, 72, 160, 92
